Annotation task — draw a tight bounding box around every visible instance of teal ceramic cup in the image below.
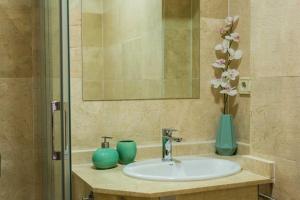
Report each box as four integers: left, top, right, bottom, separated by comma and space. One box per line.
116, 140, 137, 164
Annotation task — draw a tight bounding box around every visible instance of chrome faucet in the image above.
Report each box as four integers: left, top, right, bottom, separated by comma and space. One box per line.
162, 128, 182, 162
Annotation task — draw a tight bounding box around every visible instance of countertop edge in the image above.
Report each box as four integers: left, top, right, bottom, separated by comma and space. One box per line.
72, 169, 272, 198
91, 178, 272, 198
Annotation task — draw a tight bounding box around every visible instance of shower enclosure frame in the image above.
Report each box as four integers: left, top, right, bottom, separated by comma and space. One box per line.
42, 0, 72, 199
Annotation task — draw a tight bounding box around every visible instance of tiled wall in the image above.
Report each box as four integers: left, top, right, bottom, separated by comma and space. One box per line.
32, 0, 43, 198
0, 0, 41, 199
70, 0, 250, 150
248, 0, 300, 199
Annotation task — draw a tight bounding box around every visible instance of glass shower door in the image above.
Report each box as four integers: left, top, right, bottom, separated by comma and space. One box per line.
44, 0, 71, 199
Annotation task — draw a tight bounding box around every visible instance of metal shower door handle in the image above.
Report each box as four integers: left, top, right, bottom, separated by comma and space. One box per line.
51, 101, 61, 160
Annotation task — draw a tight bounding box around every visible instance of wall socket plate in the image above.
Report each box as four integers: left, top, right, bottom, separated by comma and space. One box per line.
238, 77, 251, 95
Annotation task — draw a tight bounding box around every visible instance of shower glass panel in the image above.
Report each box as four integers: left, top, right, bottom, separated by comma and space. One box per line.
44, 0, 71, 199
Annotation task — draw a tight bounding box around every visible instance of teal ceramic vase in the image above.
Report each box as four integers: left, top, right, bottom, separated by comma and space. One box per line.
215, 114, 237, 156
117, 140, 137, 164
92, 137, 119, 169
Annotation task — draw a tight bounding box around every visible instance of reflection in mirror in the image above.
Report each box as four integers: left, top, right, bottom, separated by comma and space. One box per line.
82, 0, 200, 100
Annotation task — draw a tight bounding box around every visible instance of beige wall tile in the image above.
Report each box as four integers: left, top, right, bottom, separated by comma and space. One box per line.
70, 47, 82, 78
250, 77, 300, 161
250, 0, 300, 77
272, 158, 300, 200
83, 0, 103, 14
234, 96, 250, 143
69, 0, 81, 26
0, 0, 32, 9
70, 25, 82, 48
0, 7, 32, 78
71, 78, 106, 149
200, 0, 228, 19
0, 78, 35, 199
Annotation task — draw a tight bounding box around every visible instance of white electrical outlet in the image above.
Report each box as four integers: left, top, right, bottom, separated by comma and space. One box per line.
238, 77, 251, 95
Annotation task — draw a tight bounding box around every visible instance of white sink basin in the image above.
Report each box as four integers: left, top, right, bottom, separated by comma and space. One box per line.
123, 156, 241, 181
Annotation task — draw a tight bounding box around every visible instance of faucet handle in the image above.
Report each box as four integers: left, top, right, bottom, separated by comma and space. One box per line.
162, 128, 178, 137
173, 137, 183, 142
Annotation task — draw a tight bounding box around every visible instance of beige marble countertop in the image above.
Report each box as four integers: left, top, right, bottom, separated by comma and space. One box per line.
72, 157, 273, 198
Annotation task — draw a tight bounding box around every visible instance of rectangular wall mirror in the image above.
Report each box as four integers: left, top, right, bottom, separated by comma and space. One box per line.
82, 0, 200, 100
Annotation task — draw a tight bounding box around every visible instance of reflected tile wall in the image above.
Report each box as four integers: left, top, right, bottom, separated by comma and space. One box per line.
163, 0, 200, 98
83, 0, 201, 100
163, 0, 192, 81
82, 0, 104, 100
102, 0, 164, 100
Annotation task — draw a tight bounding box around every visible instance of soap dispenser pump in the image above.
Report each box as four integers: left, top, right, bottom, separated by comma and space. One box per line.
92, 136, 119, 169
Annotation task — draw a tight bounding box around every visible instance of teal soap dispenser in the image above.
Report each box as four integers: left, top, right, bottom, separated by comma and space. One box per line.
92, 136, 119, 169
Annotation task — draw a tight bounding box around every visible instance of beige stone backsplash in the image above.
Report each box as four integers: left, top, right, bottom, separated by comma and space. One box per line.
72, 141, 252, 165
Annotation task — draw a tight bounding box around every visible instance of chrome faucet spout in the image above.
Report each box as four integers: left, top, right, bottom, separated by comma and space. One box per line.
162, 128, 182, 162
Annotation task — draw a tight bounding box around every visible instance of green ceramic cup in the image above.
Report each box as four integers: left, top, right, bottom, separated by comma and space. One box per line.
116, 140, 137, 164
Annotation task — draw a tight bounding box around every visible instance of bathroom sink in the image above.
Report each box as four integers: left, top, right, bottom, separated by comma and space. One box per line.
123, 156, 241, 181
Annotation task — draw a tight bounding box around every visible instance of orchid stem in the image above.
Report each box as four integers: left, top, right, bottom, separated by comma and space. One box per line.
223, 94, 229, 114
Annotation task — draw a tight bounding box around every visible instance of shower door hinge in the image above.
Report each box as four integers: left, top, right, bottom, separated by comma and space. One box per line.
51, 101, 62, 160
51, 101, 61, 112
